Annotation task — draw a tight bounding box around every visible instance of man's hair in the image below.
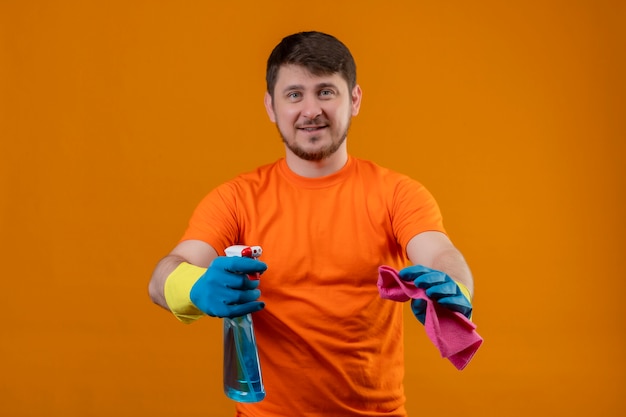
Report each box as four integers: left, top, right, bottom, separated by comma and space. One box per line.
266, 31, 357, 97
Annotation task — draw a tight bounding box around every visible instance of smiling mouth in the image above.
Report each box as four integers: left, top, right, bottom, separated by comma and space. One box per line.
298, 125, 327, 132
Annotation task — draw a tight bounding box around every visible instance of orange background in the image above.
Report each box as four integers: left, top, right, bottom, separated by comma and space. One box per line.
1, 1, 624, 416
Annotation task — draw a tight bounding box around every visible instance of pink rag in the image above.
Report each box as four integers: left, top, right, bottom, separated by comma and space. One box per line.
378, 265, 483, 370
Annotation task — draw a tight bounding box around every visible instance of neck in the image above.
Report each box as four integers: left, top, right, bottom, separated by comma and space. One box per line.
284, 144, 349, 178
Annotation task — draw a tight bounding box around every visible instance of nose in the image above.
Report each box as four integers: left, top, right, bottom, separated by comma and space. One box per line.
301, 95, 322, 120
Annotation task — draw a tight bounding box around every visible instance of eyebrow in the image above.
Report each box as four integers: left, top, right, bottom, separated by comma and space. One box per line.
281, 82, 339, 94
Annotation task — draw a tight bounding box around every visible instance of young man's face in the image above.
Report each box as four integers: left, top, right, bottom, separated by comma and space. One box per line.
265, 64, 362, 161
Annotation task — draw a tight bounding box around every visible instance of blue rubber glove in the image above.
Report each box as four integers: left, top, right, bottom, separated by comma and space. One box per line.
190, 256, 267, 318
398, 265, 472, 325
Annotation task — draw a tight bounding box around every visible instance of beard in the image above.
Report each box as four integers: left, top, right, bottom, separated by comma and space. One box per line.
278, 118, 351, 162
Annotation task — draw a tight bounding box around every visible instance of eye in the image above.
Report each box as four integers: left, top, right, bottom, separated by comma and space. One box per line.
319, 89, 335, 98
287, 91, 301, 100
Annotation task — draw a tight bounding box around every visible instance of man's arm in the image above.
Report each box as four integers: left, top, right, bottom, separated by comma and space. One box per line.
148, 239, 219, 310
405, 231, 474, 298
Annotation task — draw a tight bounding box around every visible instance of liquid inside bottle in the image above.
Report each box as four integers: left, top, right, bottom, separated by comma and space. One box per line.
223, 313, 265, 403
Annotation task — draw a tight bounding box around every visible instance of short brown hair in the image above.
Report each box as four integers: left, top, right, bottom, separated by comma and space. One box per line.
266, 31, 357, 97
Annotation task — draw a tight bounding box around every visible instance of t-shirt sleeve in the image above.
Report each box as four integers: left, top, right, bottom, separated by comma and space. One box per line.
390, 175, 446, 251
179, 181, 241, 255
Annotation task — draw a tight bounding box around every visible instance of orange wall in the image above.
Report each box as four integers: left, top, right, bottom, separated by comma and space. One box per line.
1, 1, 624, 416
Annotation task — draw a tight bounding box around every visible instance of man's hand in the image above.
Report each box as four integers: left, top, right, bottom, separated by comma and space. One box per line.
399, 265, 472, 324
190, 256, 267, 318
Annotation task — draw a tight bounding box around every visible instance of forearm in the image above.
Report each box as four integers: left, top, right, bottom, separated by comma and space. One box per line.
406, 231, 474, 298
148, 243, 267, 323
403, 232, 474, 322
149, 240, 220, 311
148, 255, 186, 310
430, 247, 474, 298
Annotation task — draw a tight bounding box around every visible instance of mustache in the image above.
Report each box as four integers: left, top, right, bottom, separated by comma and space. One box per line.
295, 116, 330, 128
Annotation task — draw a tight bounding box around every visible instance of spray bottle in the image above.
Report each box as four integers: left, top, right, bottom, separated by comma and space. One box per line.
223, 245, 265, 403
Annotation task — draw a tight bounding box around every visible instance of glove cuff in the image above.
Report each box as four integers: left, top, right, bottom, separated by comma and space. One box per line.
456, 281, 472, 302
456, 281, 473, 321
164, 262, 207, 324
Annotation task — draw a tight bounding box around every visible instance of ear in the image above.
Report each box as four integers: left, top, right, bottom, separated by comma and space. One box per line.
264, 92, 276, 123
351, 84, 362, 116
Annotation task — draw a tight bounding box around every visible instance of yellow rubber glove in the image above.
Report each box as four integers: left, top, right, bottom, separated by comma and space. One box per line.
164, 257, 267, 324
399, 265, 473, 324
163, 262, 207, 324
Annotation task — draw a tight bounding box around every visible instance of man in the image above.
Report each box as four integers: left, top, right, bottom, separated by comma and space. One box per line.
149, 31, 474, 417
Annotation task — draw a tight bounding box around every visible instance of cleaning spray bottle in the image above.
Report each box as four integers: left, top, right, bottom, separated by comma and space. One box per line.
223, 245, 265, 403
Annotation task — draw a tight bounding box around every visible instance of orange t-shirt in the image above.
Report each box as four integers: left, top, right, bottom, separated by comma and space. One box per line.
181, 156, 445, 417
